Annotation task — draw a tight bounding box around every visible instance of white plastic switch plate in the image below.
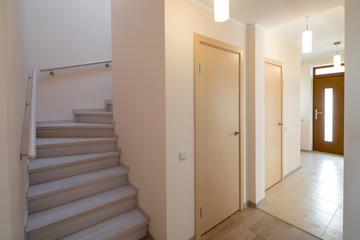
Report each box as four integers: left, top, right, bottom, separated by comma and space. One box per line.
179, 152, 187, 161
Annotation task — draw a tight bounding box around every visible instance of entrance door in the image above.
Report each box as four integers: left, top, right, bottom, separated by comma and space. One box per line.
265, 60, 283, 190
195, 34, 242, 238
313, 67, 344, 155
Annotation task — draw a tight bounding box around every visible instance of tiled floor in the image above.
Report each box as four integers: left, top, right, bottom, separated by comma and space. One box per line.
259, 151, 343, 240
201, 207, 319, 240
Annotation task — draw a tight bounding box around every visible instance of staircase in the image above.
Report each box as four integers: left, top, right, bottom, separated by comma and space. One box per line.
26, 100, 149, 240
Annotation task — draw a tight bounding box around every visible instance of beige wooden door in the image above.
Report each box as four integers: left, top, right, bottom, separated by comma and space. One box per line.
195, 36, 240, 237
265, 61, 283, 190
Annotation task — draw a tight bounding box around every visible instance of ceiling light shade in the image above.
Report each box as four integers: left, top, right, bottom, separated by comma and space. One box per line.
302, 16, 312, 54
302, 30, 312, 53
333, 54, 341, 69
333, 42, 342, 69
214, 0, 229, 22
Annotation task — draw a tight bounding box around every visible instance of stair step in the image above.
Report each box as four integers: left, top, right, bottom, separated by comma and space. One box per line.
62, 209, 148, 240
73, 111, 113, 124
28, 166, 128, 213
36, 138, 118, 158
29, 152, 120, 185
26, 186, 137, 240
37, 122, 114, 138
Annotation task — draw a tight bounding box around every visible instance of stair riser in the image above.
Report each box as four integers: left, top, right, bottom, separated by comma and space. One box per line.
28, 175, 127, 214
116, 225, 147, 240
37, 128, 114, 138
30, 157, 120, 185
37, 142, 117, 158
27, 197, 137, 240
75, 115, 113, 124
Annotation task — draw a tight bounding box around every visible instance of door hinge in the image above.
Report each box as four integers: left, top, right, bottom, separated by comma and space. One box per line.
200, 207, 203, 218
199, 62, 201, 74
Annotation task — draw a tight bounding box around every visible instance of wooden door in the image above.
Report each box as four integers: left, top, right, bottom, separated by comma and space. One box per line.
313, 70, 344, 155
195, 34, 242, 237
265, 60, 283, 190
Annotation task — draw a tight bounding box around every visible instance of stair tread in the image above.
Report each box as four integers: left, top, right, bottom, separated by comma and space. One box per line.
73, 111, 113, 116
26, 186, 136, 232
62, 209, 147, 240
29, 152, 120, 172
36, 138, 117, 147
37, 122, 113, 128
28, 166, 127, 199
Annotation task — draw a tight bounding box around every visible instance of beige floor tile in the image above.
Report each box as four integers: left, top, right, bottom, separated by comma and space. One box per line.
262, 151, 343, 238
323, 227, 343, 240
328, 216, 343, 233
293, 203, 334, 226
302, 195, 339, 215
311, 189, 343, 205
286, 213, 327, 236
335, 205, 343, 217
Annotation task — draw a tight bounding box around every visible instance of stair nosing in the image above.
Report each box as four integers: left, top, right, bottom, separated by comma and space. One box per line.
37, 123, 113, 129
27, 166, 128, 200
29, 152, 120, 173
26, 186, 137, 233
74, 112, 113, 116
36, 138, 117, 148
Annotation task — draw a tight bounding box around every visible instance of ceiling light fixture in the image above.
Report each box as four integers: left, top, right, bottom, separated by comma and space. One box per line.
302, 16, 312, 53
214, 0, 229, 22
333, 42, 342, 69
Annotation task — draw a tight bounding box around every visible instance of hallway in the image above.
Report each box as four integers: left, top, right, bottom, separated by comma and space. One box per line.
259, 151, 343, 240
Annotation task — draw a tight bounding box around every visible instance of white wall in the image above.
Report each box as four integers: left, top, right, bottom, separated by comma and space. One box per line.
344, 0, 360, 238
25, 0, 112, 120
245, 26, 266, 204
264, 30, 302, 176
0, 0, 28, 239
111, 1, 167, 240
165, 1, 246, 239
300, 56, 345, 151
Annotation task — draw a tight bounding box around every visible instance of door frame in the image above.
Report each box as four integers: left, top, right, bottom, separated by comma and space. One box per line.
194, 33, 245, 239
264, 58, 284, 183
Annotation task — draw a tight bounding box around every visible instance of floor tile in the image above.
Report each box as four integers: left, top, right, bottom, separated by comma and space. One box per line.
328, 216, 343, 233
260, 151, 343, 239
323, 227, 343, 240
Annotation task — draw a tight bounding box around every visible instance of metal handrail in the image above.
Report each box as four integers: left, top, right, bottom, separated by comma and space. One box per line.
28, 69, 37, 160
40, 59, 112, 76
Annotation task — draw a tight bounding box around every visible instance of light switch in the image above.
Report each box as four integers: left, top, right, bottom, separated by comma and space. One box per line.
179, 152, 187, 161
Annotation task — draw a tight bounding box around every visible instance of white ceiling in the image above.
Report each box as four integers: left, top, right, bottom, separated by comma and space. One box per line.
194, 0, 345, 60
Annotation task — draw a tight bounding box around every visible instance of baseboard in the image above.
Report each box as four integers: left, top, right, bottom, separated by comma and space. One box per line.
301, 149, 312, 152
247, 197, 266, 208
284, 166, 301, 179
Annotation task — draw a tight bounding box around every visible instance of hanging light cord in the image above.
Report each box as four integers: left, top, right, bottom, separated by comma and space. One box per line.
306, 16, 309, 31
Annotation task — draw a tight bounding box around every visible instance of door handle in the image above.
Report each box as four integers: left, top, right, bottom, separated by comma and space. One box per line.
278, 123, 284, 126
315, 109, 323, 120
234, 131, 240, 136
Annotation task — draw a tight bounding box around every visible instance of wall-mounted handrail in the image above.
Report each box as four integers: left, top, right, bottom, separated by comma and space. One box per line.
28, 69, 37, 160
40, 59, 112, 76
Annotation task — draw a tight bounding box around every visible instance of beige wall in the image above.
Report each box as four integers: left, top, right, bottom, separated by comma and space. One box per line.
25, 0, 112, 120
165, 1, 246, 239
264, 30, 301, 176
111, 0, 167, 240
344, 0, 360, 238
0, 0, 28, 239
300, 56, 345, 151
